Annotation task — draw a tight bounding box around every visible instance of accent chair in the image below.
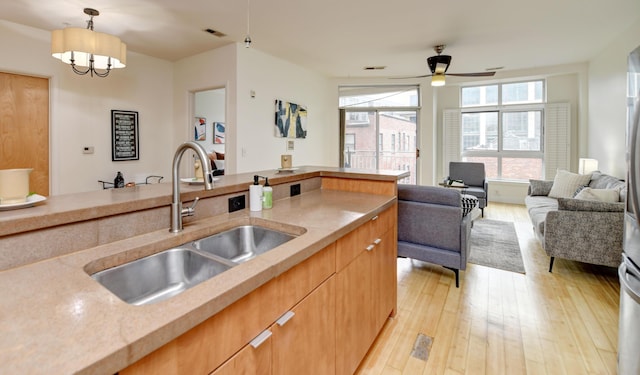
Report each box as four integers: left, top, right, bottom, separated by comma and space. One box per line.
448, 161, 488, 217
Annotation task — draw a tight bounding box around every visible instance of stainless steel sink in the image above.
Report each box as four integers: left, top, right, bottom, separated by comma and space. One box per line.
91, 247, 231, 306
192, 225, 296, 264
90, 224, 299, 306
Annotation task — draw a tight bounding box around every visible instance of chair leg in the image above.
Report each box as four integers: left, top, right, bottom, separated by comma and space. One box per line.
481, 207, 484, 217
444, 266, 460, 288
548, 257, 555, 273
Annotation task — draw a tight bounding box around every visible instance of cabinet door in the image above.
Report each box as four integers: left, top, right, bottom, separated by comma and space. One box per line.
210, 330, 272, 375
335, 250, 374, 375
371, 229, 397, 332
272, 277, 336, 375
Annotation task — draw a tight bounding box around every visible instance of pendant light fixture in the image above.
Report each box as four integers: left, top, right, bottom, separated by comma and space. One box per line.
244, 0, 252, 47
51, 8, 127, 77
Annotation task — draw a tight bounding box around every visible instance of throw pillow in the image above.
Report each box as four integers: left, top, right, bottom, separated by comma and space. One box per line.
460, 194, 478, 217
529, 179, 554, 196
574, 187, 619, 202
548, 170, 592, 199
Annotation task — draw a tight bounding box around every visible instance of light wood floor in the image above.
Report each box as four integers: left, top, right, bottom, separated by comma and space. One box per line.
356, 202, 620, 375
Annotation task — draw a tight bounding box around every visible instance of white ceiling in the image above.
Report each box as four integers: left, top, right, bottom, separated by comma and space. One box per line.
2, 0, 639, 79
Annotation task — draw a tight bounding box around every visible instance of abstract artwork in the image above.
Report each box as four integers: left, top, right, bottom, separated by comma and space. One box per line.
274, 99, 307, 139
194, 117, 206, 141
214, 122, 225, 144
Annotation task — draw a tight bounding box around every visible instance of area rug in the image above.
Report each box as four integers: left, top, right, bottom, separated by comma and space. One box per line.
469, 219, 526, 274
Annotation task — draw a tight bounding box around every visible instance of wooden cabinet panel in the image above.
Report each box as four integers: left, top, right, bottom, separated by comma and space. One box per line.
272, 277, 336, 375
321, 177, 397, 196
335, 222, 370, 271
371, 229, 397, 332
210, 332, 272, 375
278, 243, 335, 310
335, 250, 374, 375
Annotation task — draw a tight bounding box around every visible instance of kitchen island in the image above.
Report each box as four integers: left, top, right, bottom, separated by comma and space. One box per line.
0, 167, 406, 374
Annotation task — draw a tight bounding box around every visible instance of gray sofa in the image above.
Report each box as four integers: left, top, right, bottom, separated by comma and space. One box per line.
525, 171, 626, 271
397, 185, 472, 287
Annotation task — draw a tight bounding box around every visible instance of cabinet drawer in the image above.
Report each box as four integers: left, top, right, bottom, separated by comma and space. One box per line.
370, 204, 396, 237
278, 243, 336, 311
336, 224, 370, 271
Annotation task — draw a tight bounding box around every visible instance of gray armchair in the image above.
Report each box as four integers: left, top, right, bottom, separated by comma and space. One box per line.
448, 161, 488, 217
397, 185, 472, 287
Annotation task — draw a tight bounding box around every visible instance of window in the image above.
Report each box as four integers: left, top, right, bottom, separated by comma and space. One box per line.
458, 80, 545, 181
345, 133, 355, 152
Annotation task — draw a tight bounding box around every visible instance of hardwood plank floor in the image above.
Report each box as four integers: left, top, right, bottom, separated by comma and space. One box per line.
356, 202, 620, 375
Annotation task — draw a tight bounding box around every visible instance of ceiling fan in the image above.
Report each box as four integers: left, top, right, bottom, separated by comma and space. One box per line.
398, 45, 496, 86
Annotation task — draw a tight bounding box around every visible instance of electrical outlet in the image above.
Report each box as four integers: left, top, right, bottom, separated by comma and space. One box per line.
228, 195, 246, 213
290, 183, 301, 197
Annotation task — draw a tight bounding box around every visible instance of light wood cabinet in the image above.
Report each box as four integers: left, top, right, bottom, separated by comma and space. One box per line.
336, 205, 397, 375
272, 277, 335, 375
210, 331, 272, 375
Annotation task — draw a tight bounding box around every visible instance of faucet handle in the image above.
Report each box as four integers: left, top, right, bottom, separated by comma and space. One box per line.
181, 197, 200, 217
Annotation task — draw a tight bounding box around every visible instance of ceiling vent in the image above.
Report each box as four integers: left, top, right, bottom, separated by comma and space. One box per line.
204, 29, 227, 37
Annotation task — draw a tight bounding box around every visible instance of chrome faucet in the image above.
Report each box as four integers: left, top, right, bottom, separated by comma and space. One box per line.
170, 141, 214, 233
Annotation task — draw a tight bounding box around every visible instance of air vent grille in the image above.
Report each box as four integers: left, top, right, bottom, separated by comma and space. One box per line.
204, 29, 227, 37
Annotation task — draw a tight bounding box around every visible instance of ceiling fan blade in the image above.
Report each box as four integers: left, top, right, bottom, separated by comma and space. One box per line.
389, 74, 433, 79
446, 71, 496, 77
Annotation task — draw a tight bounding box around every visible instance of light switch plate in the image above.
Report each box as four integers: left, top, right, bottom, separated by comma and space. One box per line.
83, 146, 94, 154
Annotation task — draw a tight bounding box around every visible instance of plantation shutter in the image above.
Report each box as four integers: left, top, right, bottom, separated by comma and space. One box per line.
544, 103, 570, 179
443, 109, 461, 176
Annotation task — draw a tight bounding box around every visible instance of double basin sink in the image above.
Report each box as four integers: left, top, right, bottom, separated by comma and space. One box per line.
91, 225, 298, 306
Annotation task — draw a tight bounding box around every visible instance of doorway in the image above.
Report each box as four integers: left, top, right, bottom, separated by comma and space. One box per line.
193, 88, 226, 173
0, 72, 49, 196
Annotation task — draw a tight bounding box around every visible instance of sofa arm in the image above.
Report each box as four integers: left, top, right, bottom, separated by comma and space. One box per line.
557, 198, 623, 212
543, 210, 623, 268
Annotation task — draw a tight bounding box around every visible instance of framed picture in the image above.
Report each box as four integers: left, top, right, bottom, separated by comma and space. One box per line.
194, 117, 206, 141
214, 122, 225, 144
274, 99, 307, 139
111, 110, 139, 161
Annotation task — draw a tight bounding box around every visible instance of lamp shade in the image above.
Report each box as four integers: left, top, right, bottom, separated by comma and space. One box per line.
578, 158, 599, 174
51, 27, 126, 69
431, 74, 446, 87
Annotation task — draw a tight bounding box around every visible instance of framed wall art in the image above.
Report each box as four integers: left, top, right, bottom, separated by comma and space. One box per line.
111, 110, 139, 161
274, 99, 307, 139
194, 117, 206, 141
214, 122, 225, 144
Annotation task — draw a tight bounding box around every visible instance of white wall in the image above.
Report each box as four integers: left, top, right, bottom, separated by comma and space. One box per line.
0, 20, 174, 195
588, 19, 640, 179
235, 47, 336, 173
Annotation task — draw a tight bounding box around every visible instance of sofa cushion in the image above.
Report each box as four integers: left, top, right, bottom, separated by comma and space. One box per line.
548, 170, 592, 199
574, 187, 619, 202
557, 197, 624, 212
525, 195, 558, 235
529, 179, 554, 196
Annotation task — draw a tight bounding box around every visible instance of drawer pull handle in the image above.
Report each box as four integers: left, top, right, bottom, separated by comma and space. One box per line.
250, 329, 272, 348
374, 238, 382, 245
366, 244, 375, 252
371, 215, 379, 221
276, 311, 295, 326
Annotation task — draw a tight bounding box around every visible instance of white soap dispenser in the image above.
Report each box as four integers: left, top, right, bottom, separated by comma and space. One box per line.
249, 175, 263, 212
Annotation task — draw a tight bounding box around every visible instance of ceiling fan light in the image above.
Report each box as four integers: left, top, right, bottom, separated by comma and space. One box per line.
431, 74, 446, 87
